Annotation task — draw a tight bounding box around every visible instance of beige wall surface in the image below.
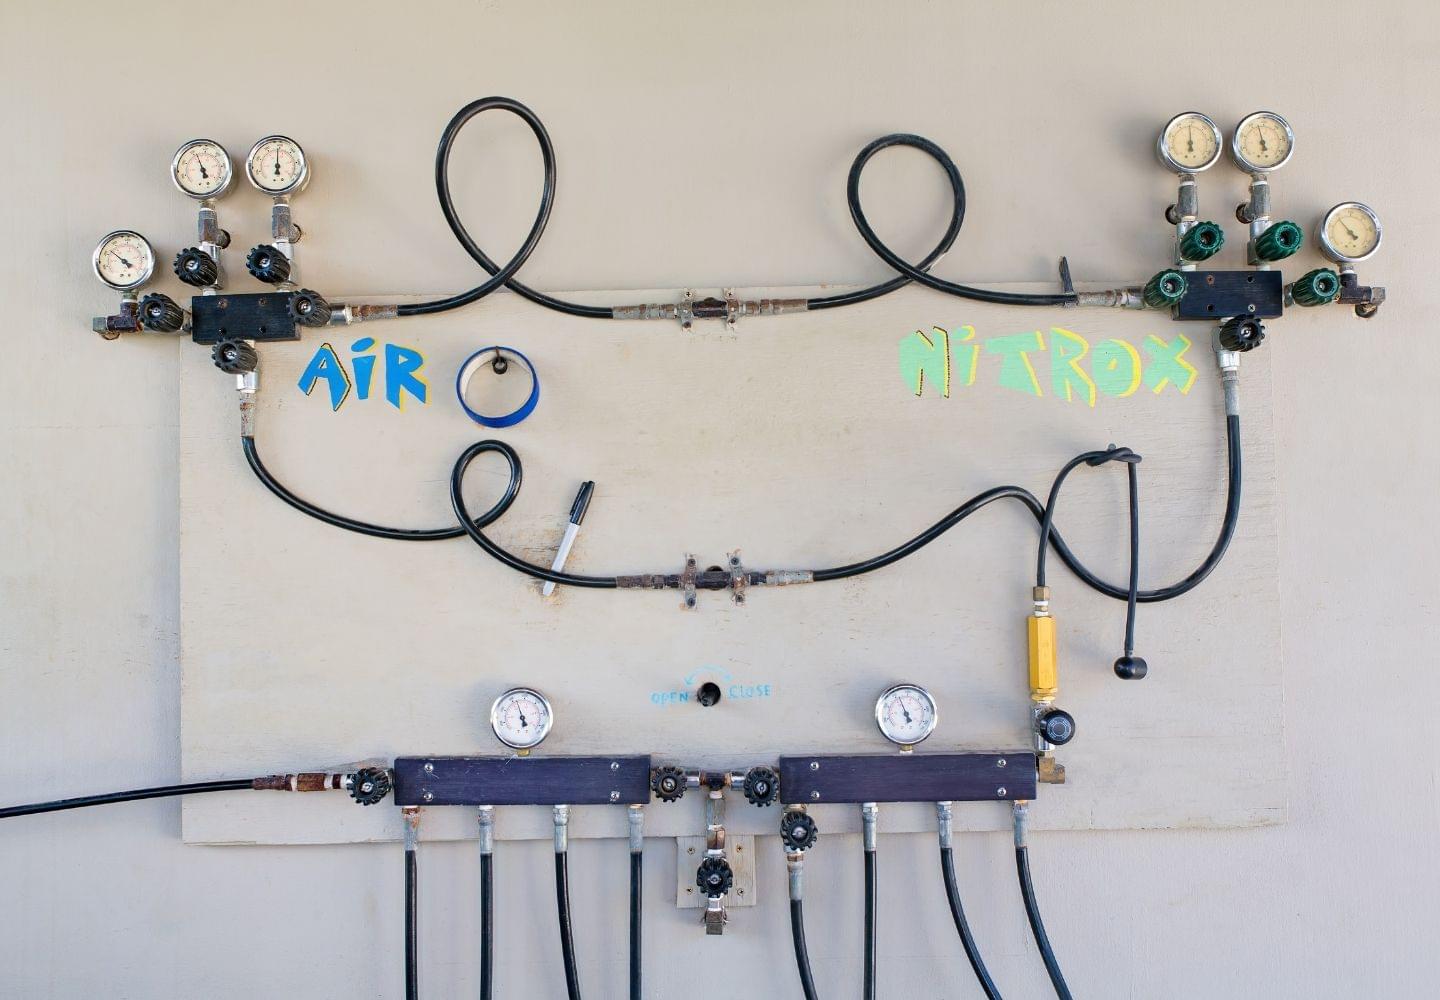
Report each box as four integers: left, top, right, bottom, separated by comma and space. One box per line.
1, 2, 1436, 998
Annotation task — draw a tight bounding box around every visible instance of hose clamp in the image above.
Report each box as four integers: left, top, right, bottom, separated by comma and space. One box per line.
455, 345, 540, 428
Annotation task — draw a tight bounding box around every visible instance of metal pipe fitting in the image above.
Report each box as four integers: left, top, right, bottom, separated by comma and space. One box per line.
787, 850, 806, 902
478, 805, 495, 856
553, 804, 570, 854
861, 802, 879, 852
627, 804, 644, 853
402, 805, 422, 851
935, 801, 954, 850
1012, 801, 1030, 850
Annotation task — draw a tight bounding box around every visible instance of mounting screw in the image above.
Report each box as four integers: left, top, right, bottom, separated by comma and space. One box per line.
423, 763, 435, 774
611, 761, 620, 771
997, 758, 1007, 768
422, 791, 434, 803
810, 791, 820, 800
610, 791, 620, 802
996, 787, 1007, 798
809, 762, 820, 771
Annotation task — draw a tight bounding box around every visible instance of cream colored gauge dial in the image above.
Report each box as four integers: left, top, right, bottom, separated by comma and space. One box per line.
875, 683, 937, 747
246, 135, 308, 195
172, 139, 232, 198
92, 230, 155, 290
1157, 112, 1222, 173
490, 687, 553, 750
1232, 111, 1294, 172
1319, 202, 1382, 263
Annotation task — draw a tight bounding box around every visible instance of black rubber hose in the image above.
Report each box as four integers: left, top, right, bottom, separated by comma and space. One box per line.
863, 847, 877, 1000
1124, 461, 1140, 655
940, 846, 1003, 1000
406, 846, 419, 1000
1016, 846, 1072, 1000
835, 133, 1077, 308
789, 898, 821, 1000
394, 98, 570, 318
0, 779, 252, 819
629, 849, 642, 1000
556, 852, 583, 1000
241, 434, 519, 542
480, 852, 494, 1000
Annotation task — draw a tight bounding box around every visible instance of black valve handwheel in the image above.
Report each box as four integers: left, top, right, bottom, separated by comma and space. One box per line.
742, 766, 780, 807
651, 765, 687, 803
347, 767, 392, 807
695, 856, 734, 898
780, 810, 818, 851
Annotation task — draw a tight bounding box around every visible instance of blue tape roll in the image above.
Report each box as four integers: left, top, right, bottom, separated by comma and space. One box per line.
455, 346, 540, 428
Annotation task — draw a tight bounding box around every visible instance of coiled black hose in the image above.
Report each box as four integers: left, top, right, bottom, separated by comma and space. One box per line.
0, 779, 252, 819
556, 852, 583, 1000
1016, 846, 1072, 1000
406, 844, 419, 1000
789, 898, 821, 1000
863, 847, 878, 1000
629, 849, 643, 1000
480, 852, 494, 1000
940, 846, 1003, 1000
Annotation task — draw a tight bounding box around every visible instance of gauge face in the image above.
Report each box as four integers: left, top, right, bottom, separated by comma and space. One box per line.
1232, 111, 1293, 172
1157, 112, 1222, 172
92, 230, 155, 290
874, 683, 938, 747
172, 139, 232, 198
1319, 202, 1382, 262
246, 135, 308, 194
490, 687, 553, 750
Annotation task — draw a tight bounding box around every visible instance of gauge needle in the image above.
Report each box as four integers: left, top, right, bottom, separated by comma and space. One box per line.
199, 161, 209, 179
1186, 126, 1194, 153
1343, 223, 1359, 240
902, 703, 913, 724
273, 145, 281, 177
108, 249, 131, 268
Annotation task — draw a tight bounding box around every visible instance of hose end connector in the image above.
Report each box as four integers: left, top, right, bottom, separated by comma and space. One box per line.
935, 801, 954, 850
1012, 800, 1030, 849
628, 803, 645, 853
402, 805, 422, 851
786, 849, 806, 901
861, 802, 879, 852
478, 804, 495, 855
553, 803, 570, 854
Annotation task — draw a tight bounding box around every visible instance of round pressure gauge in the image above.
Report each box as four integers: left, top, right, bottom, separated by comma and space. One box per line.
1319, 202, 1382, 263
171, 139, 233, 199
874, 683, 937, 748
490, 687, 553, 750
246, 135, 309, 195
92, 230, 155, 291
1156, 112, 1222, 173
1231, 111, 1294, 172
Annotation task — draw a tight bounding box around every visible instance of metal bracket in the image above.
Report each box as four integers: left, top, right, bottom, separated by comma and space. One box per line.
727, 550, 747, 606
681, 554, 698, 609
678, 290, 695, 332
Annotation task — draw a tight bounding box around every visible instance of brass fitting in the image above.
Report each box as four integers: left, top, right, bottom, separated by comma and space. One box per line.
1028, 586, 1058, 703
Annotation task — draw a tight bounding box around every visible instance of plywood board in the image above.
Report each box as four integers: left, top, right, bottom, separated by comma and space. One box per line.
179, 282, 1282, 844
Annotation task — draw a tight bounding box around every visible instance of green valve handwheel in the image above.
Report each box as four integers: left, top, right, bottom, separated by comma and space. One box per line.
1143, 269, 1188, 309
1291, 267, 1341, 307
1254, 220, 1303, 262
1179, 221, 1225, 261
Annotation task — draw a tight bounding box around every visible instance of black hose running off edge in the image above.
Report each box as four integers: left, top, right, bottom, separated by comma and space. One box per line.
629, 849, 642, 1000
0, 779, 253, 819
480, 852, 494, 1000
863, 848, 878, 1000
789, 898, 821, 1000
1016, 846, 1072, 1000
556, 852, 583, 1000
940, 846, 1003, 1000
406, 847, 419, 1000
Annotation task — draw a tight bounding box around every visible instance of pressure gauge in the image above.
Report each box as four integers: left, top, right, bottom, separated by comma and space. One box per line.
172, 139, 233, 199
1156, 112, 1222, 173
874, 683, 937, 748
1319, 202, 1382, 263
490, 687, 553, 750
92, 230, 155, 291
1231, 111, 1293, 172
246, 135, 309, 195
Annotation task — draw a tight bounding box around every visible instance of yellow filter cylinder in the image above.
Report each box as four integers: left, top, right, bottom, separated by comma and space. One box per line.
1028, 614, 1058, 702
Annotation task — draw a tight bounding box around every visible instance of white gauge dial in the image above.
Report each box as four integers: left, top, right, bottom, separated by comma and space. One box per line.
246, 135, 308, 194
172, 139, 232, 198
490, 687, 553, 750
92, 230, 155, 290
1232, 111, 1293, 172
875, 683, 938, 747
1319, 202, 1382, 262
1157, 112, 1222, 173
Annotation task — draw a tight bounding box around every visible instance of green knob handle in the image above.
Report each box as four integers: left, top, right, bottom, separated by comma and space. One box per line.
1254, 221, 1303, 262
1179, 221, 1224, 261
1291, 267, 1340, 307
1143, 269, 1188, 309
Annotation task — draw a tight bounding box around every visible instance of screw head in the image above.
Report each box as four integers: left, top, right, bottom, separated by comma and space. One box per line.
423, 763, 435, 774
997, 758, 1007, 768
611, 761, 620, 771
996, 787, 1007, 798
610, 791, 620, 802
422, 791, 434, 802
810, 791, 820, 800
810, 761, 820, 771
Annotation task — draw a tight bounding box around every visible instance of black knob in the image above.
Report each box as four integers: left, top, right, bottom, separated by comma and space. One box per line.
1218, 316, 1266, 353
347, 767, 393, 807
289, 289, 332, 327
780, 810, 818, 852
697, 682, 722, 707
695, 857, 734, 898
246, 244, 292, 285
1037, 708, 1076, 746
139, 293, 185, 333
650, 765, 687, 803
1113, 655, 1149, 680
212, 338, 258, 375
173, 247, 219, 287
742, 766, 780, 807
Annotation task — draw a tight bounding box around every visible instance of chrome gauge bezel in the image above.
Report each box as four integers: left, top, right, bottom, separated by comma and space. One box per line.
1231, 111, 1294, 173
245, 135, 309, 195
171, 138, 234, 200
874, 682, 938, 747
1318, 201, 1382, 263
489, 686, 554, 750
1156, 111, 1223, 173
91, 229, 155, 291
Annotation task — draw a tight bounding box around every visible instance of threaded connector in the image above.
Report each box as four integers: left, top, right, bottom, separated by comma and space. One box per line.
1291, 267, 1340, 307
1253, 220, 1303, 262
1142, 269, 1188, 309
1179, 221, 1225, 261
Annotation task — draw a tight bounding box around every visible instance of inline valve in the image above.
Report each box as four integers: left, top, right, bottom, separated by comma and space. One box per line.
695, 856, 734, 898
1218, 316, 1266, 353
779, 809, 818, 852
1035, 708, 1076, 746
212, 338, 258, 374
173, 247, 219, 288
346, 766, 393, 806
1290, 268, 1340, 307
139, 293, 186, 333
289, 289, 332, 327
1252, 220, 1303, 262
245, 245, 292, 285
741, 765, 780, 807
651, 765, 688, 803
1178, 221, 1225, 262
1142, 269, 1188, 309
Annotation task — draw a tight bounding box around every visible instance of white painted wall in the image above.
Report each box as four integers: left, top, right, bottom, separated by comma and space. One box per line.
1, 1, 1435, 997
